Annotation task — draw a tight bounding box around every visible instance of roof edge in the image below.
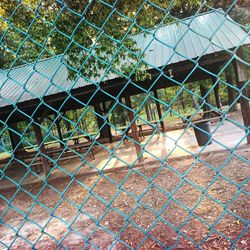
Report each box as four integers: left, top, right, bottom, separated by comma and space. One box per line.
2, 8, 228, 73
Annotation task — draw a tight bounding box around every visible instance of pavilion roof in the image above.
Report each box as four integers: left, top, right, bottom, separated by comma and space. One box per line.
0, 9, 249, 108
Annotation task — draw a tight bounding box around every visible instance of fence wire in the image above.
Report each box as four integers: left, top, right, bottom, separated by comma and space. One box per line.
0, 0, 249, 249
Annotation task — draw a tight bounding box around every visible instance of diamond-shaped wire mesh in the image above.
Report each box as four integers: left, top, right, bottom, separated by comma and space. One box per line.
0, 0, 249, 249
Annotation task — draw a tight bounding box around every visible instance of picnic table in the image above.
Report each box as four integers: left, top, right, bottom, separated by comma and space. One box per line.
46, 142, 95, 160
63, 132, 98, 145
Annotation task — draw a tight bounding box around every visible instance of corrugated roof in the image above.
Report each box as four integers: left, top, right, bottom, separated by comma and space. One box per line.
0, 9, 249, 108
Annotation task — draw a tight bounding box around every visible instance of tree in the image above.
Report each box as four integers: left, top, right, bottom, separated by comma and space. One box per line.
0, 0, 200, 72
1, 0, 248, 72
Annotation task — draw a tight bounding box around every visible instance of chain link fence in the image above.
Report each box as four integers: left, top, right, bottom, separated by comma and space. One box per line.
0, 0, 249, 249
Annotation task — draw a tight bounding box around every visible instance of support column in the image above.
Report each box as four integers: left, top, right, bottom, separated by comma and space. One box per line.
125, 95, 143, 162
225, 67, 238, 112
211, 78, 222, 111
200, 84, 211, 119
33, 118, 50, 176
233, 52, 250, 144
8, 122, 25, 158
55, 117, 64, 148
93, 103, 112, 143
153, 89, 166, 132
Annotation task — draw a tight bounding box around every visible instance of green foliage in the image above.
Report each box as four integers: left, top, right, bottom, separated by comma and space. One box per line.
1, 0, 247, 80
1, 0, 200, 77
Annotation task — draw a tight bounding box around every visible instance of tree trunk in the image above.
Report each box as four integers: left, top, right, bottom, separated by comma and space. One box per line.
93, 102, 112, 143
180, 92, 185, 110
151, 106, 156, 121
190, 94, 199, 109
0, 48, 4, 69
225, 69, 238, 112
200, 84, 211, 119
145, 103, 152, 121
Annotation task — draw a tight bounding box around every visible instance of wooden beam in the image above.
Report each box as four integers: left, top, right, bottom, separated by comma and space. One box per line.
125, 95, 143, 162
153, 90, 166, 132
233, 52, 250, 144
33, 118, 50, 176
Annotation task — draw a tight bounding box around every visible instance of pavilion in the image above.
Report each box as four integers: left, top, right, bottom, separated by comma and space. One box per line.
0, 9, 249, 175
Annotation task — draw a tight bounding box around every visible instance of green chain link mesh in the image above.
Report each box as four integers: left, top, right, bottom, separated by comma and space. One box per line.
0, 0, 249, 249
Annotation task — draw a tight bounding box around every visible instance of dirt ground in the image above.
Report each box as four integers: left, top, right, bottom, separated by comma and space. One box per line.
0, 146, 249, 249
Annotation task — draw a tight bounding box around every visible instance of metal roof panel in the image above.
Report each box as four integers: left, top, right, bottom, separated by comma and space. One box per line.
0, 9, 249, 107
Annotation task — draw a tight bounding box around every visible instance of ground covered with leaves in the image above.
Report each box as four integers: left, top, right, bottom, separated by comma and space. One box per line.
0, 146, 249, 249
